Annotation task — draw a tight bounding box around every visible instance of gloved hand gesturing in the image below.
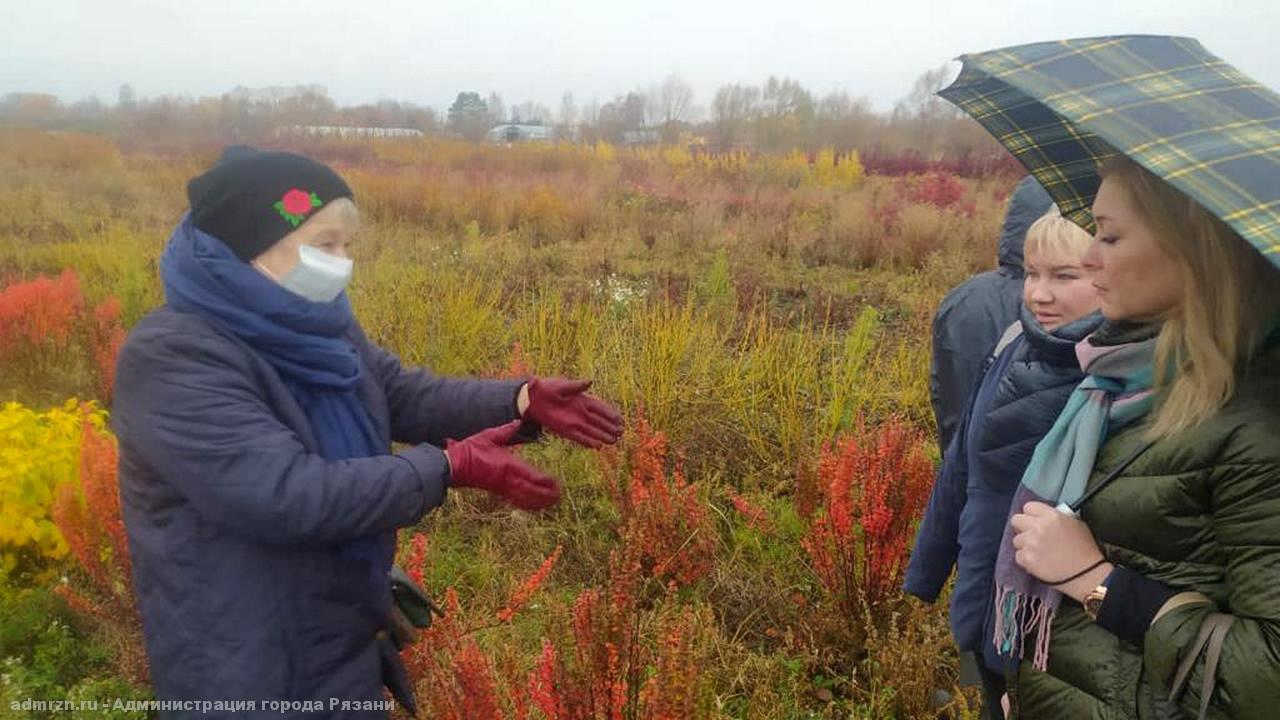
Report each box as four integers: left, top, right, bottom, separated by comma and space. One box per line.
523, 378, 624, 449
444, 421, 560, 511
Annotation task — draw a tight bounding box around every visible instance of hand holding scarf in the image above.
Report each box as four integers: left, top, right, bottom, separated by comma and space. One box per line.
992, 321, 1159, 670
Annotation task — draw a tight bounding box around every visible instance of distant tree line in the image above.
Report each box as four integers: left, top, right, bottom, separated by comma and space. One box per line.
0, 68, 1006, 159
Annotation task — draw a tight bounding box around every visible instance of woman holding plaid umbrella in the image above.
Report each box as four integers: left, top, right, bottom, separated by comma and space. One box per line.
937, 36, 1280, 719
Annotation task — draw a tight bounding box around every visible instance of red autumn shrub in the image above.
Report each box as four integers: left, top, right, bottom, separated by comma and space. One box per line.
402, 531, 430, 587
497, 545, 562, 623
399, 533, 710, 719
801, 419, 934, 618
906, 171, 965, 210
89, 296, 126, 400
728, 491, 775, 535
532, 563, 636, 719
51, 419, 148, 685
524, 547, 710, 720
399, 587, 516, 720
0, 270, 126, 402
601, 415, 716, 589
636, 608, 704, 720
861, 150, 1023, 179
398, 539, 560, 720
0, 269, 83, 355
396, 420, 718, 720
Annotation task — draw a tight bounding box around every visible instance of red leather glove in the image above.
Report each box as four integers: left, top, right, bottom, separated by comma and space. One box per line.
443, 421, 560, 511
523, 378, 624, 449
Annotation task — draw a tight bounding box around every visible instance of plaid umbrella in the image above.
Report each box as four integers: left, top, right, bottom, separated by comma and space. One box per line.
940, 35, 1280, 271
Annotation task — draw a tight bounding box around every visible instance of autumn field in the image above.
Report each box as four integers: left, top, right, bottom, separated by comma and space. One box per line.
0, 129, 1022, 719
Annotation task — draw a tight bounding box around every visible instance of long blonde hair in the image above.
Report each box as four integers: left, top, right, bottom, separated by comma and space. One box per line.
1098, 156, 1280, 438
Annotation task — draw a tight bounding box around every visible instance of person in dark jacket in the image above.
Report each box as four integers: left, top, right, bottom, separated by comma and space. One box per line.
112, 148, 624, 719
1000, 156, 1280, 719
931, 175, 1053, 453
906, 209, 1102, 719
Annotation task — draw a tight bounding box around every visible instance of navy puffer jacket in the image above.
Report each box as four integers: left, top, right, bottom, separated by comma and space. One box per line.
113, 306, 526, 718
906, 307, 1104, 668
930, 175, 1053, 453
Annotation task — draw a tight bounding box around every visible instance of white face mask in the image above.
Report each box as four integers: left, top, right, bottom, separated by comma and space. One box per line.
257, 245, 353, 303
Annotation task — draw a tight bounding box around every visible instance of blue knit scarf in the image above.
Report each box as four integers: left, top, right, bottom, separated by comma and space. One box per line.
160, 214, 393, 617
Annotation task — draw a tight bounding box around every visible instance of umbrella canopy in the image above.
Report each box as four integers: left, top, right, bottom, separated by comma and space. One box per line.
940, 35, 1280, 271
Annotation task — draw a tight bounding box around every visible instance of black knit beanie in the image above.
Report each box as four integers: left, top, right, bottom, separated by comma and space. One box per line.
186, 146, 355, 262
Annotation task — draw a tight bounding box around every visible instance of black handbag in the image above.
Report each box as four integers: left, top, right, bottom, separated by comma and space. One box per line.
389, 565, 444, 628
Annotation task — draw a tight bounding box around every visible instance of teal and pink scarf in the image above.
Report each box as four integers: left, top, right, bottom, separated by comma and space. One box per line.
992, 322, 1159, 670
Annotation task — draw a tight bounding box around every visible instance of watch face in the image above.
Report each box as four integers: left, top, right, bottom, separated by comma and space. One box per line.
1084, 597, 1102, 619
1084, 587, 1108, 620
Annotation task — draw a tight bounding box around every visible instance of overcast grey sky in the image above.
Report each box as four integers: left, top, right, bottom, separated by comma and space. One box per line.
2, 0, 1275, 114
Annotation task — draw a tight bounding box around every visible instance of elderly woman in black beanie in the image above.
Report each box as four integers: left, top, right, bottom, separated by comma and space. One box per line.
112, 147, 623, 718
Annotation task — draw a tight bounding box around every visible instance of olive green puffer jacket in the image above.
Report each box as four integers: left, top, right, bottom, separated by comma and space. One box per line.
1012, 342, 1280, 720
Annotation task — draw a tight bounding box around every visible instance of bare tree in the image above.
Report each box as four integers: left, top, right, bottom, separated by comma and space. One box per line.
760, 76, 814, 119
486, 92, 506, 127
895, 63, 962, 122
815, 90, 876, 151
510, 101, 551, 125
651, 73, 695, 144
578, 98, 601, 143
657, 73, 694, 125
595, 92, 647, 143
556, 92, 578, 140
117, 84, 137, 110
893, 63, 965, 156
756, 77, 815, 151
710, 83, 759, 149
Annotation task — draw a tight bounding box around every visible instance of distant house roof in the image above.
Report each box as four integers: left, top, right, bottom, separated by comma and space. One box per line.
275, 125, 424, 138
621, 128, 660, 146
486, 124, 555, 143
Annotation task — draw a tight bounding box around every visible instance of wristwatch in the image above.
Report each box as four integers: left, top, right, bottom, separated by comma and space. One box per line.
1083, 584, 1108, 621
1083, 569, 1116, 621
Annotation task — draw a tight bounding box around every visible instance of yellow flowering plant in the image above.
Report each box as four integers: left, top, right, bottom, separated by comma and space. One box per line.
0, 399, 107, 582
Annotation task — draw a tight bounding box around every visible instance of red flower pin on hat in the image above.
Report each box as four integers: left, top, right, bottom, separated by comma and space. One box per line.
274, 188, 324, 228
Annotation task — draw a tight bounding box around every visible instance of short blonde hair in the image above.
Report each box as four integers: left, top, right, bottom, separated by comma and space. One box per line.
1024, 207, 1091, 262
1098, 156, 1280, 439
